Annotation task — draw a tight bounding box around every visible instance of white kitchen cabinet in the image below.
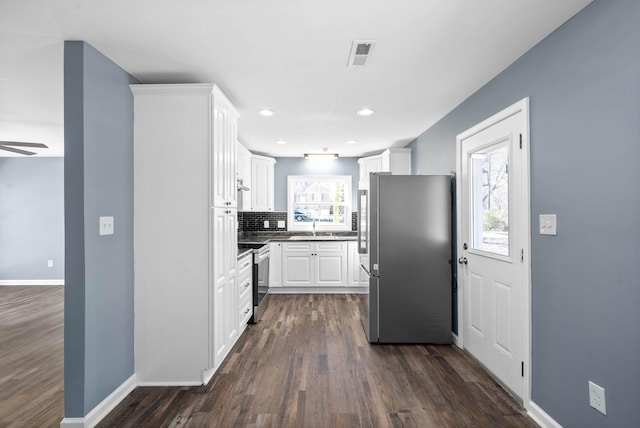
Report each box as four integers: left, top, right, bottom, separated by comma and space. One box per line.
212, 97, 238, 208
269, 242, 283, 287
237, 142, 252, 210
237, 252, 253, 335
358, 155, 383, 189
251, 155, 276, 211
282, 241, 347, 287
381, 148, 412, 175
213, 207, 238, 367
358, 148, 412, 190
347, 241, 368, 287
132, 83, 239, 385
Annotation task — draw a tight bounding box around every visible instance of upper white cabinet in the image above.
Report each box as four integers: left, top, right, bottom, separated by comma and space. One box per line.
358, 156, 383, 189
237, 142, 252, 210
251, 155, 276, 211
358, 148, 412, 189
131, 83, 239, 385
212, 96, 238, 208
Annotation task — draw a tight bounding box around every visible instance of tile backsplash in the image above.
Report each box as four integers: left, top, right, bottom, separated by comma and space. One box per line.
238, 211, 357, 232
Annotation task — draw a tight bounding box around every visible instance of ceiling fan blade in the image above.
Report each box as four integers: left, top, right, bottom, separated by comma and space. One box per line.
0, 141, 48, 149
0, 145, 37, 156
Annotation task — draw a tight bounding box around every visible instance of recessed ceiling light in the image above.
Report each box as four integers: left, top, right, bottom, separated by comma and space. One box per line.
276, 140, 287, 145
345, 140, 358, 145
259, 109, 275, 116
357, 108, 375, 116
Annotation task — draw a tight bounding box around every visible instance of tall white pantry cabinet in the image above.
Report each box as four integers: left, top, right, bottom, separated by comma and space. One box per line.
131, 84, 239, 385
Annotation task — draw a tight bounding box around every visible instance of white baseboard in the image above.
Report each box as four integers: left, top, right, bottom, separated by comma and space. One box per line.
527, 400, 562, 428
452, 332, 461, 348
136, 380, 203, 387
0, 279, 64, 286
60, 374, 136, 428
269, 286, 367, 294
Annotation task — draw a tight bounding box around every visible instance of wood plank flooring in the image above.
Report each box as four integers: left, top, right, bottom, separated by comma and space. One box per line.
0, 285, 64, 428
99, 294, 537, 428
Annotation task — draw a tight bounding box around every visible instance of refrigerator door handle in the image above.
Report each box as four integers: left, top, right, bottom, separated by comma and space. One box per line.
360, 263, 377, 278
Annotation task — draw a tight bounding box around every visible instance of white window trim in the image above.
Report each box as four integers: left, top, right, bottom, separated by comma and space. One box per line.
287, 175, 352, 232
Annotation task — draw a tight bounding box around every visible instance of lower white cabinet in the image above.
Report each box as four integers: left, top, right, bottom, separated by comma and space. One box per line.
269, 242, 283, 287
237, 253, 253, 335
347, 241, 368, 287
283, 241, 347, 287
212, 207, 238, 368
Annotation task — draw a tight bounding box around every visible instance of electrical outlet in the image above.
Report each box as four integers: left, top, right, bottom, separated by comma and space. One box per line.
589, 381, 607, 415
539, 214, 557, 235
263, 220, 269, 228
47, 260, 53, 268
277, 220, 285, 228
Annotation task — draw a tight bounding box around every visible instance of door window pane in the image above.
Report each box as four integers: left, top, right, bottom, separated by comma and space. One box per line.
471, 142, 509, 256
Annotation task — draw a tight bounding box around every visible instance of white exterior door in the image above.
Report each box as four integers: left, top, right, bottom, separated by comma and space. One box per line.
457, 99, 530, 400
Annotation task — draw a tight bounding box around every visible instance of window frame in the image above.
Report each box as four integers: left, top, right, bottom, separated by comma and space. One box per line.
287, 175, 352, 232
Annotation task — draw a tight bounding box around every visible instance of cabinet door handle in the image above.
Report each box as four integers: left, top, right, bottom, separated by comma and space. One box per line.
244, 308, 251, 314
244, 282, 250, 288
243, 262, 250, 267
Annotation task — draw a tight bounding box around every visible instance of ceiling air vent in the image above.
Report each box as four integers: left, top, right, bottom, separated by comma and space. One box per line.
348, 40, 376, 67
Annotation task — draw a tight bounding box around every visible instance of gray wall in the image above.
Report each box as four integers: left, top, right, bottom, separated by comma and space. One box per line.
274, 157, 359, 211
0, 157, 64, 280
407, 0, 640, 426
64, 41, 137, 417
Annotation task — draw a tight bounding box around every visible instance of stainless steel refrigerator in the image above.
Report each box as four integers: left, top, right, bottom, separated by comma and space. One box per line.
358, 173, 452, 343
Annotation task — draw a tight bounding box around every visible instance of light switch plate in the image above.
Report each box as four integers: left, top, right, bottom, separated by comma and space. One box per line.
277, 220, 285, 228
539, 214, 557, 235
263, 220, 269, 228
99, 216, 114, 236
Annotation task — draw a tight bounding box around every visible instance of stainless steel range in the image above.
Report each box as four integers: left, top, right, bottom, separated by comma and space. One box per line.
238, 242, 270, 323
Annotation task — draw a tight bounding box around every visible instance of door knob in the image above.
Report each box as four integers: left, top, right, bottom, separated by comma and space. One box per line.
458, 257, 468, 265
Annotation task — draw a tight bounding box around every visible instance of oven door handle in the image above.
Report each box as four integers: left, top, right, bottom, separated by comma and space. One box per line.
257, 250, 270, 263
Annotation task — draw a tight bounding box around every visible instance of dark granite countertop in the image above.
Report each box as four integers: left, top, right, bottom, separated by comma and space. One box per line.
238, 231, 357, 244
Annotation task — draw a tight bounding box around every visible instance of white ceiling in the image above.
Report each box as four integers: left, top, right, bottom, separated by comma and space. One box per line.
0, 0, 592, 158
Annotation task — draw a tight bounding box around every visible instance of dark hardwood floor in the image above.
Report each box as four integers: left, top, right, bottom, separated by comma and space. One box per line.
0, 285, 64, 428
99, 294, 537, 428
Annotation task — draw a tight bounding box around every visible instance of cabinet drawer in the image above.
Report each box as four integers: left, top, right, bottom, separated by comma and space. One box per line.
238, 275, 252, 301
283, 242, 314, 252
315, 242, 346, 252
238, 254, 253, 277
239, 297, 253, 325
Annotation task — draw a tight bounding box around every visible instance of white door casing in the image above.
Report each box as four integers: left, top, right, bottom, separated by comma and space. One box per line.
456, 98, 531, 405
